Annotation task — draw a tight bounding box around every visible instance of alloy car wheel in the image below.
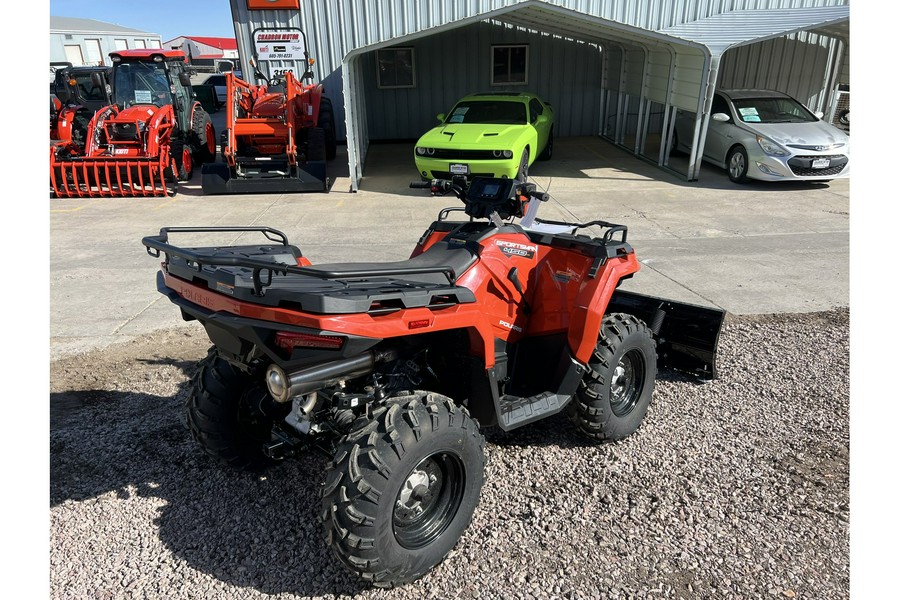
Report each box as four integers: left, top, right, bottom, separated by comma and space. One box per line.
727, 146, 749, 183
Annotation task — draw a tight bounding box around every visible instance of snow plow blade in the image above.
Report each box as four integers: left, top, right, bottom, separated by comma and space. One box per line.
50, 151, 174, 198
607, 290, 725, 379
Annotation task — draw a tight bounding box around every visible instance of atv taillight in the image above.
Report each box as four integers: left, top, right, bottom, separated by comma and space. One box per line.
275, 331, 344, 351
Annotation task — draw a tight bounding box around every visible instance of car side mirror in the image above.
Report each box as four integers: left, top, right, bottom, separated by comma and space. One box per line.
436, 113, 445, 123
814, 110, 824, 119
711, 112, 731, 122
536, 114, 549, 124
179, 72, 192, 87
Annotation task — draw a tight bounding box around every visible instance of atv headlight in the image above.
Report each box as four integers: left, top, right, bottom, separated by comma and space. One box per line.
756, 135, 789, 157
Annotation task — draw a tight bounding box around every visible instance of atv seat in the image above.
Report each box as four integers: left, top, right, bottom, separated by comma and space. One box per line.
302, 239, 478, 285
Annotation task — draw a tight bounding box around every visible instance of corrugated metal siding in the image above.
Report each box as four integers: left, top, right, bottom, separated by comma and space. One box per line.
717, 30, 838, 110
229, 0, 847, 85
359, 21, 601, 140
645, 48, 674, 104
226, 0, 849, 186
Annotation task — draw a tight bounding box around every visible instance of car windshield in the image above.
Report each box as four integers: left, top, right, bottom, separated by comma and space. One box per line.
113, 61, 172, 107
446, 100, 527, 125
730, 97, 817, 124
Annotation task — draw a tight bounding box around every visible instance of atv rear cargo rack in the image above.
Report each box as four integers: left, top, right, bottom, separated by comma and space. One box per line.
143, 227, 475, 314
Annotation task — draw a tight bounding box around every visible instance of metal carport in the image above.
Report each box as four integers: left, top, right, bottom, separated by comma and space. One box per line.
340, 1, 848, 190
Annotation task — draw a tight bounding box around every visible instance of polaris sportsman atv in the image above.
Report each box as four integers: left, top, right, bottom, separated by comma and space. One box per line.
142, 176, 724, 587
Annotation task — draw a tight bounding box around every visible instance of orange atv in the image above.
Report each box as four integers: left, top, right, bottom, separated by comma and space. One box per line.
142, 176, 723, 587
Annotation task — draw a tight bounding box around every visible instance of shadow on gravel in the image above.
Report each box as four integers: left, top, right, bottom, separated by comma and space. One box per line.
50, 374, 367, 596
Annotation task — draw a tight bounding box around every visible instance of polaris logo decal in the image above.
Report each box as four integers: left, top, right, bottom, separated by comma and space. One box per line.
499, 320, 523, 333
495, 240, 537, 259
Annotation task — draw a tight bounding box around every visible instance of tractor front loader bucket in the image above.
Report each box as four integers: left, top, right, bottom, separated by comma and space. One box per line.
607, 289, 726, 379
50, 149, 175, 198
201, 161, 327, 195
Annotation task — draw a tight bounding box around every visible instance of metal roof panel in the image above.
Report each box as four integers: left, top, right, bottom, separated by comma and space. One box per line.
658, 6, 849, 55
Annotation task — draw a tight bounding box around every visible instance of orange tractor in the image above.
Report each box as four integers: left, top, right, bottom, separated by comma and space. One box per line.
50, 62, 112, 145
201, 28, 336, 194
50, 49, 215, 198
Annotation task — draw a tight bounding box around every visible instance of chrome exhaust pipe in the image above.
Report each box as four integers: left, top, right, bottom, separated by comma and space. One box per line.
266, 353, 376, 403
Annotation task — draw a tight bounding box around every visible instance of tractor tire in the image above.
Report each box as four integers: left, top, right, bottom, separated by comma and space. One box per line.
70, 108, 92, 148
539, 128, 553, 161
307, 127, 327, 162
171, 140, 193, 181
191, 108, 216, 165
516, 148, 530, 182
186, 348, 282, 471
320, 97, 338, 161
567, 313, 657, 442
321, 392, 485, 588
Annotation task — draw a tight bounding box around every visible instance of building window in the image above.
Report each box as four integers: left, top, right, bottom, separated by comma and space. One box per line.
114, 39, 128, 51
491, 45, 528, 85
376, 47, 416, 89
134, 39, 147, 49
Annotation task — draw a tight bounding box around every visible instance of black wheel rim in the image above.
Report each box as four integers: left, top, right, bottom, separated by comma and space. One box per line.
393, 451, 465, 549
609, 349, 646, 417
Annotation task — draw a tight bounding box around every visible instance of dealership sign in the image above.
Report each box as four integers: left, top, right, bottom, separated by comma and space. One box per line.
247, 0, 300, 9
253, 30, 307, 61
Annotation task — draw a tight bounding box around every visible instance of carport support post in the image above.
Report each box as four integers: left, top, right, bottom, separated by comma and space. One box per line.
342, 56, 360, 192
687, 52, 718, 181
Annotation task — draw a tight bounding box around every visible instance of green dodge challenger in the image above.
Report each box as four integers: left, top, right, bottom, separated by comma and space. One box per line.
414, 92, 554, 181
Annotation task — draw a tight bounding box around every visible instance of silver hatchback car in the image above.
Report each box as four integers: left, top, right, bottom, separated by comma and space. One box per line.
673, 89, 850, 183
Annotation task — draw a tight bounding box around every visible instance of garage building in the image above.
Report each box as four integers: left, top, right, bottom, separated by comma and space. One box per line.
226, 0, 849, 190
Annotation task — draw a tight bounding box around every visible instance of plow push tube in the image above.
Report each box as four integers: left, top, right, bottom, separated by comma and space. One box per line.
607, 290, 725, 379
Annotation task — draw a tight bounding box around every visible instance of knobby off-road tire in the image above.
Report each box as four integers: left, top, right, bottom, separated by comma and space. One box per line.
191, 108, 216, 165
307, 127, 327, 162
186, 348, 279, 471
320, 97, 338, 160
321, 392, 485, 588
567, 313, 657, 442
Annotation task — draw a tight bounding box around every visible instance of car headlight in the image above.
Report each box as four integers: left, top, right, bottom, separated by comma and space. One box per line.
502, 150, 513, 158
491, 150, 513, 158
756, 135, 788, 157
415, 147, 427, 156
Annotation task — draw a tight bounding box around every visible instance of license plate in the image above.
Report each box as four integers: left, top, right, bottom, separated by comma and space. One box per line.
812, 158, 831, 169
449, 163, 469, 175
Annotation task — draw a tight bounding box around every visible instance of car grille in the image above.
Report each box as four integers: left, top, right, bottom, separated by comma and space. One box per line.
430, 149, 498, 160
787, 154, 848, 177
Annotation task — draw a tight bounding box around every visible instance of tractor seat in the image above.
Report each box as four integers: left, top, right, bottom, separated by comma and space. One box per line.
302, 239, 478, 285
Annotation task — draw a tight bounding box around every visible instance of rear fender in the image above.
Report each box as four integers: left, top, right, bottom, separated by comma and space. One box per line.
606, 289, 725, 379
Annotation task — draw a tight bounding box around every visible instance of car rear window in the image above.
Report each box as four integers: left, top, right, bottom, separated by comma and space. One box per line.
447, 101, 527, 125
204, 76, 226, 86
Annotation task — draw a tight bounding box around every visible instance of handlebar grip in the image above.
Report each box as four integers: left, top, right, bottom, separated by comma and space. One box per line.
409, 181, 433, 189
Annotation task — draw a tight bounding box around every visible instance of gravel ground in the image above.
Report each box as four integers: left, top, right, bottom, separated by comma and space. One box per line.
49, 309, 849, 600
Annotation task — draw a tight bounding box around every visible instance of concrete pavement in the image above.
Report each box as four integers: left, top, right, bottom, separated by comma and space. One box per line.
49, 135, 849, 359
